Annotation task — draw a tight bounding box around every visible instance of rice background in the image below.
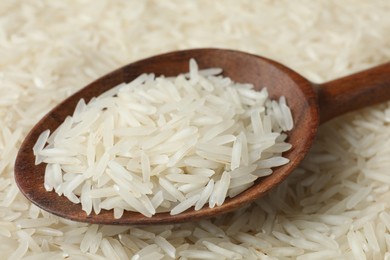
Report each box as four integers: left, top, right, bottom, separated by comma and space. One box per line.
1, 0, 390, 259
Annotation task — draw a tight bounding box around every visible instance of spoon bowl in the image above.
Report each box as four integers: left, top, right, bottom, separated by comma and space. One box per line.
14, 49, 390, 225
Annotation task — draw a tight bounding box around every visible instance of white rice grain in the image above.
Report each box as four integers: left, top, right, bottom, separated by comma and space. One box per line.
33, 129, 50, 164
170, 194, 200, 215
179, 250, 225, 260
347, 230, 366, 260
154, 235, 176, 258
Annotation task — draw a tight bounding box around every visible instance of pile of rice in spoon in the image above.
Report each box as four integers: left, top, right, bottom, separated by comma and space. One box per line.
33, 59, 293, 218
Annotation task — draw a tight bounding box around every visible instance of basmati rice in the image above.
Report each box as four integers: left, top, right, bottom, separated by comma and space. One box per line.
33, 59, 293, 217
2, 0, 390, 259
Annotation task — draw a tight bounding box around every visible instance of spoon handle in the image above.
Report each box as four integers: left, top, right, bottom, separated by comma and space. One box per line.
315, 62, 390, 124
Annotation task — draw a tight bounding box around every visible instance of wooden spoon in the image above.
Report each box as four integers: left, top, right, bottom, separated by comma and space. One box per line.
14, 49, 390, 225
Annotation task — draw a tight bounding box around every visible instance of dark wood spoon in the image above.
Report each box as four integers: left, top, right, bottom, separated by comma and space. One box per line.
14, 49, 390, 225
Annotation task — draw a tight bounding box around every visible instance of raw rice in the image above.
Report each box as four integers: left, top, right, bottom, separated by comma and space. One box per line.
2, 0, 390, 259
34, 59, 293, 217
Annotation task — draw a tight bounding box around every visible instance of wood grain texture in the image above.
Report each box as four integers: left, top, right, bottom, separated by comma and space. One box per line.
15, 48, 388, 225
315, 63, 390, 123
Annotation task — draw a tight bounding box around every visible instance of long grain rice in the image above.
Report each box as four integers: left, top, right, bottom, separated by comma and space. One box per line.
34, 59, 292, 217
2, 0, 390, 259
